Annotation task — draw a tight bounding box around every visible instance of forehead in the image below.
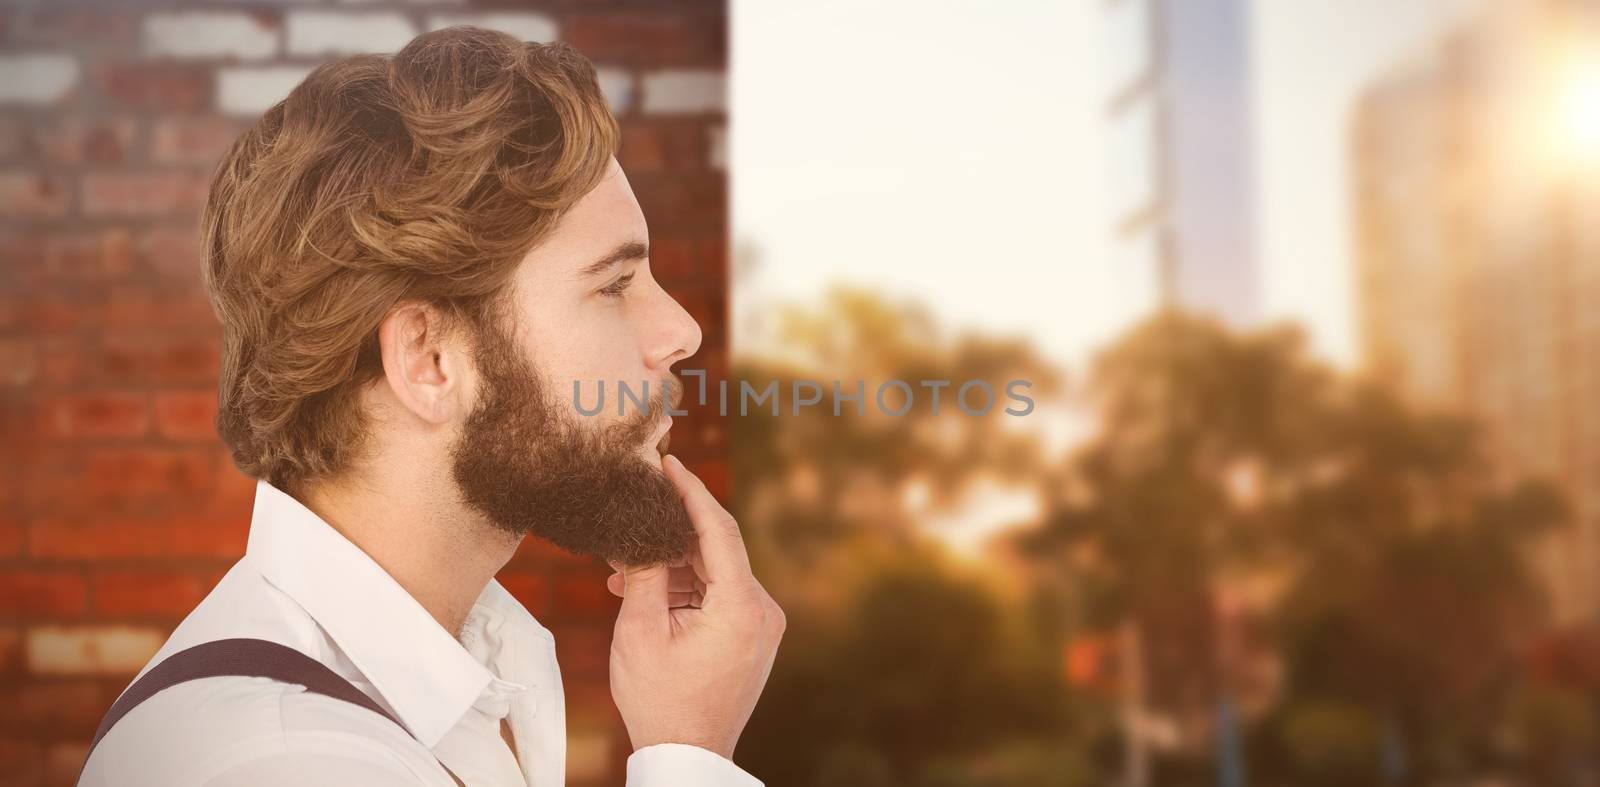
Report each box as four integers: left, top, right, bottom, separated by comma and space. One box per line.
520, 159, 646, 279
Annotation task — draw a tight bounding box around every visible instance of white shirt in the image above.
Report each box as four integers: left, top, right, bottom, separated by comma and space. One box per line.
78, 480, 763, 787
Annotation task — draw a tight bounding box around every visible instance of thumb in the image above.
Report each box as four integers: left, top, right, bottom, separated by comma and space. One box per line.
615, 562, 671, 636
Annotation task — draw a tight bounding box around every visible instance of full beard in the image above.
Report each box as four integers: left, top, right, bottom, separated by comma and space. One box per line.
448, 318, 696, 566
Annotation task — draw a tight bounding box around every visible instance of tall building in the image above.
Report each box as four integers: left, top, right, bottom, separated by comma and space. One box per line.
1103, 0, 1259, 326
1352, 0, 1600, 623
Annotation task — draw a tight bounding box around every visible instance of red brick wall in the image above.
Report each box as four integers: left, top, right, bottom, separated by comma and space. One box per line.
0, 3, 727, 785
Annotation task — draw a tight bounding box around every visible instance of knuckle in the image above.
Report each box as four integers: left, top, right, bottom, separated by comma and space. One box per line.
617, 610, 656, 638
768, 601, 787, 635
730, 597, 765, 630
712, 513, 744, 540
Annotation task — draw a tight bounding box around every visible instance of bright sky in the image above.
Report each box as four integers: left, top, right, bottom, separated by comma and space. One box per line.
729, 0, 1118, 367
731, 0, 1488, 370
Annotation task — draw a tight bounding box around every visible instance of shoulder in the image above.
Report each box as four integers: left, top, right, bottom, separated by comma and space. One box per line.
81, 560, 452, 787
79, 677, 453, 787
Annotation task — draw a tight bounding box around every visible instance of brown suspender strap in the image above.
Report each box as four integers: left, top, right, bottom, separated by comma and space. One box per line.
79, 637, 467, 786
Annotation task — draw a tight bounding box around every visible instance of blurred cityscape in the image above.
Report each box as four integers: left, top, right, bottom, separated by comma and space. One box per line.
731, 0, 1599, 784
0, 0, 1593, 784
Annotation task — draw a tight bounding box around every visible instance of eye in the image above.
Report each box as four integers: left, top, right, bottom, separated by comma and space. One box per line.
599, 272, 636, 299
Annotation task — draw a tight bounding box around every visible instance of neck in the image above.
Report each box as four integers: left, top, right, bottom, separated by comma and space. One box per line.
295, 475, 521, 637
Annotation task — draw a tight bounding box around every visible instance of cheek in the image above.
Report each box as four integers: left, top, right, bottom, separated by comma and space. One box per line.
545, 314, 652, 386
533, 338, 654, 427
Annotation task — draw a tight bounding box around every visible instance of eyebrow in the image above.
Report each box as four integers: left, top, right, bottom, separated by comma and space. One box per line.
578, 240, 649, 278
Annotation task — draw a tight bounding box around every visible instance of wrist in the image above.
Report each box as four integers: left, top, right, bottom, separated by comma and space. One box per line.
632, 735, 735, 760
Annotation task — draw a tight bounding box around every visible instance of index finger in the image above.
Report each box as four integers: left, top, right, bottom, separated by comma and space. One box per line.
662, 454, 754, 591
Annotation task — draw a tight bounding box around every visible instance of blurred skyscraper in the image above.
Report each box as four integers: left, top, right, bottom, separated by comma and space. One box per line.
1103, 0, 1258, 326
1353, 0, 1600, 623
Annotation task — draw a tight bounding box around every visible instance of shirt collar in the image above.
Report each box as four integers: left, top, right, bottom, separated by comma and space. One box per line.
244, 478, 514, 748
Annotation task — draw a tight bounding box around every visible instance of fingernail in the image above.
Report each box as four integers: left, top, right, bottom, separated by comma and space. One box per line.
664, 454, 682, 469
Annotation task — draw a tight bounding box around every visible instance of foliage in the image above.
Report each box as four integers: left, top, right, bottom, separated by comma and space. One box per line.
728, 295, 1586, 785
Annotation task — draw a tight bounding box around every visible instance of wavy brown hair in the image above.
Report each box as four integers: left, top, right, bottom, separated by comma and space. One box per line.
201, 26, 619, 494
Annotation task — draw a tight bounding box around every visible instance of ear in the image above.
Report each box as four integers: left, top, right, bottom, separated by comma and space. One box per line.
376, 301, 470, 426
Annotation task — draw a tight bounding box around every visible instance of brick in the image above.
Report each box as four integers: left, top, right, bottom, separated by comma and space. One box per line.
560, 679, 618, 729
495, 570, 546, 616
167, 508, 248, 559
216, 65, 310, 117
708, 124, 725, 170
36, 337, 92, 386
0, 118, 22, 162
0, 738, 44, 784
0, 231, 135, 286
207, 463, 257, 512
673, 288, 725, 344
150, 117, 244, 165
691, 455, 728, 501
92, 569, 207, 619
0, 294, 99, 337
0, 54, 79, 105
28, 516, 169, 561
134, 225, 203, 280
0, 512, 20, 560
12, 9, 137, 46
286, 12, 415, 57
98, 62, 209, 111
513, 535, 594, 567
46, 742, 91, 786
154, 389, 218, 442
0, 573, 88, 620
553, 573, 618, 618
552, 626, 609, 677
143, 12, 279, 61
101, 333, 221, 386
695, 234, 727, 279
425, 13, 556, 44
102, 229, 136, 277
34, 117, 139, 166
641, 70, 725, 115
103, 290, 214, 331
0, 628, 20, 673
0, 173, 70, 218
25, 625, 163, 676
596, 67, 634, 116
618, 123, 664, 174
81, 448, 216, 508
564, 14, 721, 65
567, 729, 611, 782
82, 171, 208, 217
648, 235, 695, 280
687, 416, 725, 454
39, 391, 151, 440
0, 339, 38, 388
618, 120, 710, 174
0, 679, 113, 737
630, 172, 724, 228
21, 447, 217, 515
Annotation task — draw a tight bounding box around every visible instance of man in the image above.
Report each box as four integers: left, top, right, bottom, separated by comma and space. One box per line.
77, 26, 784, 787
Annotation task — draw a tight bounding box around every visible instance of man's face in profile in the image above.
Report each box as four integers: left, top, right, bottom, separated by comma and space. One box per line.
448, 158, 703, 566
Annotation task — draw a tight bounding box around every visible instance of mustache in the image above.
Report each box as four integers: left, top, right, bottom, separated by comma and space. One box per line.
605, 373, 684, 447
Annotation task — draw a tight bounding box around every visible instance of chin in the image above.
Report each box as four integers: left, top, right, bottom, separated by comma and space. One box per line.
643, 432, 670, 467
639, 446, 663, 467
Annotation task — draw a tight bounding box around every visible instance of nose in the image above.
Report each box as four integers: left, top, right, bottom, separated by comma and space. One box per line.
644, 281, 703, 373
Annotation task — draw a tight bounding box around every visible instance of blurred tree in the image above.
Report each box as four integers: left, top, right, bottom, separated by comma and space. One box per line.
728, 289, 1085, 786
1011, 311, 1570, 785
729, 287, 1062, 607
728, 296, 1579, 786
